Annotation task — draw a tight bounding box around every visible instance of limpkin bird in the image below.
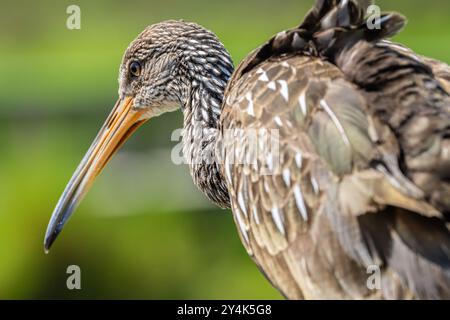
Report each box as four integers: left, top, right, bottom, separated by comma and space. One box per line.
45, 0, 450, 299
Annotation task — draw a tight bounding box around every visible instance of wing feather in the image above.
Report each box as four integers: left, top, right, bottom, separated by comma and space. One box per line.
219, 52, 450, 299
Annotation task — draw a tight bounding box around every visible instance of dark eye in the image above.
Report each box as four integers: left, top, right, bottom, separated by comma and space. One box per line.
129, 61, 141, 77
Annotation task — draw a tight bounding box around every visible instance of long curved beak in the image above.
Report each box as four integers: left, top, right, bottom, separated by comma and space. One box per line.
44, 97, 147, 252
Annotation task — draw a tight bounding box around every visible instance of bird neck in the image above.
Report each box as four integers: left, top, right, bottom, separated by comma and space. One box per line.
181, 79, 231, 209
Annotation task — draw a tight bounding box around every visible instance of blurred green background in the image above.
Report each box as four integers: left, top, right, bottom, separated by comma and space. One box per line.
0, 0, 449, 299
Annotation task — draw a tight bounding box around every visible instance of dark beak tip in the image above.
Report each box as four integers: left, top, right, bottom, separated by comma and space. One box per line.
43, 239, 52, 254
43, 228, 60, 254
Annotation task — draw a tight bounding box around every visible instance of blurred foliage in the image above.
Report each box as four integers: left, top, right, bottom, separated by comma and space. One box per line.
0, 0, 449, 299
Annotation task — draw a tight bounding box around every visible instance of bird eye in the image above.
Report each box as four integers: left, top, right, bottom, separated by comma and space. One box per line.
129, 61, 141, 77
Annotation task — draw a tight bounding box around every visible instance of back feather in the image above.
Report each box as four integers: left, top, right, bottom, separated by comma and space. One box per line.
239, 0, 405, 76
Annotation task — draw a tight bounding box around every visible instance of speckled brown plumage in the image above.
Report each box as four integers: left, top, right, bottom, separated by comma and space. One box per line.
219, 0, 450, 299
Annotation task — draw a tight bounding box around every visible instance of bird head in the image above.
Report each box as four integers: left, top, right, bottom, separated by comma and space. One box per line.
44, 20, 233, 252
